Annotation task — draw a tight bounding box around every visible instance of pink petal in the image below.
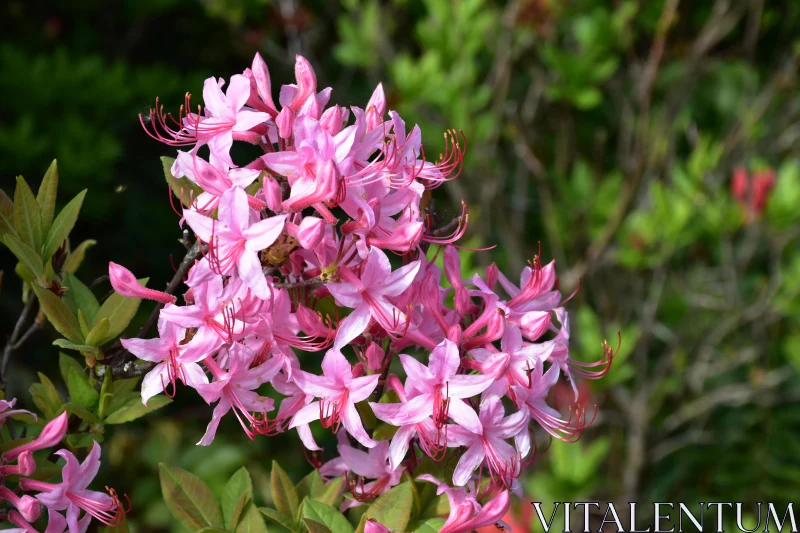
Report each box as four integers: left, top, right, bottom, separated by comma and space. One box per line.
333, 303, 371, 350
448, 398, 482, 434
428, 339, 459, 383
452, 443, 485, 486
349, 374, 380, 403
342, 402, 377, 448
243, 215, 287, 251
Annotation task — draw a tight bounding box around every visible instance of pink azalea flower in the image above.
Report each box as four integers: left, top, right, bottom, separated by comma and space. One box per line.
512, 362, 593, 444
171, 152, 262, 212
20, 443, 124, 533
261, 116, 354, 220
369, 339, 492, 436
323, 439, 404, 510
417, 475, 511, 533
289, 349, 380, 448
195, 342, 281, 445
468, 323, 553, 401
446, 395, 529, 487
195, 74, 270, 166
120, 318, 209, 404
326, 247, 420, 350
184, 187, 286, 298
370, 375, 443, 469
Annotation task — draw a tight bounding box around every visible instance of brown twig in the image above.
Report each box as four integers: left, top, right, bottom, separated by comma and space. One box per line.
1, 296, 40, 389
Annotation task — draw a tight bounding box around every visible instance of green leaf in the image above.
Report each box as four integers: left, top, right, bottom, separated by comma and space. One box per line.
222, 467, 254, 530
67, 367, 99, 411
235, 502, 268, 533
304, 519, 333, 533
260, 507, 295, 530
29, 372, 65, 419
296, 470, 326, 502
315, 477, 345, 507
37, 160, 58, 233
111, 376, 140, 395
63, 239, 96, 274
66, 432, 102, 448
62, 272, 100, 324
64, 402, 100, 424
303, 500, 354, 533
85, 318, 110, 347
270, 461, 300, 519
159, 463, 224, 531
14, 176, 42, 250
52, 339, 101, 356
0, 188, 16, 238
94, 282, 145, 345
59, 353, 85, 384
410, 518, 446, 532
364, 483, 414, 532
4, 234, 44, 279
162, 156, 203, 207
32, 284, 83, 343
43, 189, 86, 261
104, 394, 171, 424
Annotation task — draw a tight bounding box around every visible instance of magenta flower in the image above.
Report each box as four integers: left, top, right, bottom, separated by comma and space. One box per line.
172, 152, 262, 212
184, 187, 286, 298
326, 247, 420, 350
195, 74, 270, 166
319, 438, 404, 509
370, 339, 492, 435
370, 375, 443, 470
121, 318, 209, 404
21, 442, 124, 532
195, 343, 281, 445
446, 395, 529, 487
289, 348, 380, 448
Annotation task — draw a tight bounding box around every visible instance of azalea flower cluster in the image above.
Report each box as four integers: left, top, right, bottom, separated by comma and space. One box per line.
0, 405, 125, 533
111, 53, 613, 531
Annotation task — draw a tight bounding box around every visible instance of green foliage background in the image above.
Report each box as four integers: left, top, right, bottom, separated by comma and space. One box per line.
3, 0, 800, 531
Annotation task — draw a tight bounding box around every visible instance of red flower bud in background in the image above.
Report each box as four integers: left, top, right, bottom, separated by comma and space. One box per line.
731, 166, 776, 222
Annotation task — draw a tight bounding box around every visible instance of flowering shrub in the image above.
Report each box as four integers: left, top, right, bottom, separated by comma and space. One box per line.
1, 53, 615, 532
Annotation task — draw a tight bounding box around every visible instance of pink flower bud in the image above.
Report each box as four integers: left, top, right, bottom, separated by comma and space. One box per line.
485, 263, 499, 290
365, 83, 386, 131
263, 177, 284, 213
0, 487, 41, 522
0, 450, 36, 477
276, 106, 296, 139
752, 169, 776, 213
364, 519, 390, 533
4, 411, 68, 461
246, 52, 278, 116
109, 262, 176, 304
731, 166, 749, 201
365, 342, 385, 373
286, 217, 324, 249
320, 105, 345, 136
290, 55, 317, 112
